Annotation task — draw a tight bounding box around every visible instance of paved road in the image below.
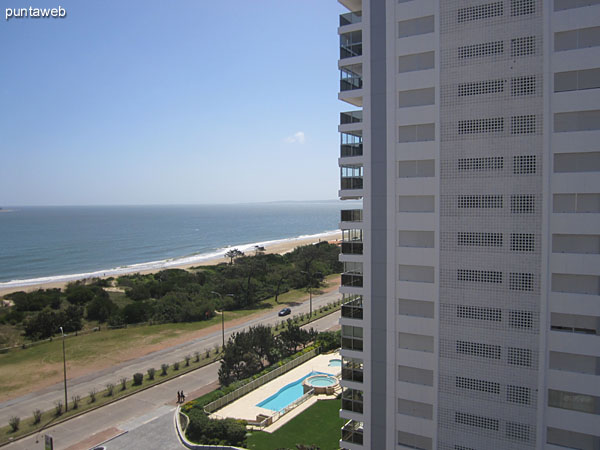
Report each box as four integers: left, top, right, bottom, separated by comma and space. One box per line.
0, 289, 340, 426
2, 311, 340, 450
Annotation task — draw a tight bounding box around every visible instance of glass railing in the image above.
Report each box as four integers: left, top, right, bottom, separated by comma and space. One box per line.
341, 143, 363, 157
341, 76, 363, 92
340, 110, 363, 124
341, 242, 363, 255
340, 11, 362, 27
341, 295, 363, 319
342, 272, 363, 287
340, 42, 363, 59
341, 388, 364, 413
341, 209, 363, 222
341, 420, 364, 445
341, 177, 363, 190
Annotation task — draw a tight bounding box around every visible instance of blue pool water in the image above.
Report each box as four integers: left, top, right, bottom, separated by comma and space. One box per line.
257, 371, 332, 412
307, 375, 337, 387
328, 358, 341, 367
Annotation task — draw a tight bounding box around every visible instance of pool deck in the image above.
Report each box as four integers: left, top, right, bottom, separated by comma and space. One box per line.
211, 351, 341, 433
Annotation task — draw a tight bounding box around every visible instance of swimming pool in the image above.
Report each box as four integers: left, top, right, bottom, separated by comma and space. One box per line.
256, 370, 333, 412
328, 358, 341, 367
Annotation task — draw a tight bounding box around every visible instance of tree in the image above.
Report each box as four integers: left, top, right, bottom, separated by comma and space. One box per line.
23, 308, 59, 339
86, 296, 118, 322
279, 320, 315, 355
225, 248, 244, 265
62, 304, 84, 332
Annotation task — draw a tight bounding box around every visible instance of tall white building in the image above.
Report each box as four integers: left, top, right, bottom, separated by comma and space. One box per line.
337, 1, 600, 449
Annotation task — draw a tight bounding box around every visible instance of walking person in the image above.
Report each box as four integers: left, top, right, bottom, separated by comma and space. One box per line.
181, 390, 185, 403
177, 391, 181, 403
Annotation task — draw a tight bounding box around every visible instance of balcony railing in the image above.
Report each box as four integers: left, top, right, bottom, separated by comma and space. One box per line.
341, 388, 364, 413
341, 142, 363, 157
341, 76, 363, 92
340, 31, 362, 59
340, 110, 363, 125
341, 296, 363, 319
342, 365, 364, 383
341, 241, 363, 255
341, 176, 363, 190
341, 420, 364, 446
342, 272, 363, 287
341, 209, 363, 222
340, 11, 362, 27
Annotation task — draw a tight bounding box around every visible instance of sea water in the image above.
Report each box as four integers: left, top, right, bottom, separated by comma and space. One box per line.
0, 201, 353, 287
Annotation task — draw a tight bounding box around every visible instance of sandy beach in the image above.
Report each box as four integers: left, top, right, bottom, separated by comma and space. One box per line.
0, 231, 342, 297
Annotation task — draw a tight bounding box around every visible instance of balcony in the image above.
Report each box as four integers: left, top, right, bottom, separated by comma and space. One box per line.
341, 66, 363, 92
341, 295, 363, 319
341, 209, 363, 222
340, 11, 362, 27
342, 357, 364, 383
341, 165, 363, 191
341, 229, 363, 255
340, 110, 362, 125
342, 273, 363, 287
341, 132, 363, 158
340, 31, 362, 59
341, 388, 364, 414
341, 420, 364, 446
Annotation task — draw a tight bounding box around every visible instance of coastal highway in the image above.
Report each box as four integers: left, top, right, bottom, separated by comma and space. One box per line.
2, 310, 341, 450
0, 289, 341, 428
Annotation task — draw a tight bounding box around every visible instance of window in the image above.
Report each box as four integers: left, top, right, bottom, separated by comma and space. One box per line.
458, 117, 504, 134
458, 2, 503, 22
511, 115, 536, 134
554, 0, 600, 11
511, 194, 535, 213
506, 422, 530, 442
554, 68, 600, 92
342, 325, 363, 351
548, 389, 600, 415
554, 151, 600, 172
508, 347, 532, 367
398, 298, 435, 318
507, 385, 531, 405
398, 51, 435, 73
511, 0, 535, 16
399, 87, 435, 108
554, 110, 600, 132
458, 195, 503, 208
458, 269, 503, 283
553, 233, 600, 254
397, 398, 433, 419
458, 41, 504, 58
399, 264, 435, 283
398, 15, 435, 38
553, 193, 600, 213
341, 387, 363, 413
552, 273, 600, 295
511, 76, 537, 95
510, 233, 535, 251
458, 157, 503, 171
547, 427, 600, 449
398, 159, 435, 177
455, 412, 499, 431
398, 365, 434, 386
458, 79, 505, 96
508, 310, 533, 329
399, 195, 435, 212
398, 230, 435, 248
509, 273, 534, 291
342, 357, 363, 383
457, 232, 502, 247
456, 376, 500, 394
550, 351, 600, 375
456, 340, 501, 359
551, 312, 599, 335
513, 155, 536, 174
555, 26, 600, 51
399, 123, 435, 142
399, 332, 434, 353
457, 305, 502, 321
511, 36, 536, 56
398, 431, 433, 450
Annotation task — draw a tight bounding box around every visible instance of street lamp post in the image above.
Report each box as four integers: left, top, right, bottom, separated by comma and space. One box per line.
59, 327, 68, 412
211, 291, 234, 350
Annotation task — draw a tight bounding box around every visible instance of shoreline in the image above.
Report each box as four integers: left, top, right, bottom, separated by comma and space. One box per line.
0, 230, 342, 296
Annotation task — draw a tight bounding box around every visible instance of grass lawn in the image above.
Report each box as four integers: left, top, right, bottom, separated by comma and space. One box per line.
245, 399, 344, 450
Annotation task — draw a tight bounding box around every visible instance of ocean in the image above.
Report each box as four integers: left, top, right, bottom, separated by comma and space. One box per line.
0, 202, 350, 288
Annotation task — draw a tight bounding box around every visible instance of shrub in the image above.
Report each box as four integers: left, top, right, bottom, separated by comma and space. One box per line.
54, 401, 63, 417
173, 361, 180, 370
120, 377, 127, 391
8, 416, 20, 432
185, 409, 246, 447
89, 389, 97, 403
105, 383, 115, 397
194, 351, 200, 362
185, 355, 191, 367
71, 395, 80, 410
32, 409, 42, 425
161, 363, 169, 376
133, 372, 143, 386
205, 349, 210, 359
147, 368, 156, 380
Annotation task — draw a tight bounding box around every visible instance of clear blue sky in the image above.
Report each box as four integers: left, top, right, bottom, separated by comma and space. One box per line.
0, 1, 345, 206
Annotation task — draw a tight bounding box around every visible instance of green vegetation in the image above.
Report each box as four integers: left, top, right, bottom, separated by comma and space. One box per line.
0, 242, 341, 346
246, 400, 344, 450
185, 409, 247, 447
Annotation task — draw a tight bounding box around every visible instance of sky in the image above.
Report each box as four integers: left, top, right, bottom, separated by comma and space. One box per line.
0, 1, 346, 206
